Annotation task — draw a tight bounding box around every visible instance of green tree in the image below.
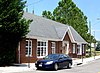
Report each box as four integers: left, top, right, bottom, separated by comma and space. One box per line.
42, 0, 95, 43
0, 0, 32, 66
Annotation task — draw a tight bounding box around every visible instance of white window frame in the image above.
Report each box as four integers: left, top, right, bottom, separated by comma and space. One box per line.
62, 41, 69, 54
25, 40, 32, 57
37, 40, 48, 58
51, 42, 56, 54
73, 44, 76, 54
77, 44, 82, 55
82, 45, 85, 54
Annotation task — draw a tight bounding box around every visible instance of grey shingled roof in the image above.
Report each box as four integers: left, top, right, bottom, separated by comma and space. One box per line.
69, 26, 87, 43
23, 12, 87, 43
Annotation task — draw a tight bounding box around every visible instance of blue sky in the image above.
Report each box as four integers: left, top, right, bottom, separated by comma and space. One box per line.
25, 0, 100, 41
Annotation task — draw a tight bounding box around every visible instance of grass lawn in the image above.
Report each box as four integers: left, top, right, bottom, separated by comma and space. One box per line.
86, 48, 100, 58
95, 51, 100, 56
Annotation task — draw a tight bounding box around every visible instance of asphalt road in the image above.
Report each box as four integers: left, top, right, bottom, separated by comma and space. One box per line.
16, 59, 100, 73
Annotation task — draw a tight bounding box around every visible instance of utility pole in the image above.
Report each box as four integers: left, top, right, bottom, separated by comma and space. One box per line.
28, 37, 30, 68
89, 21, 92, 57
93, 31, 96, 59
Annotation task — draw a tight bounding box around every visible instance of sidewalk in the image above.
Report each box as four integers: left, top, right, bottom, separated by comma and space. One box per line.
72, 55, 100, 67
0, 64, 34, 73
0, 55, 100, 73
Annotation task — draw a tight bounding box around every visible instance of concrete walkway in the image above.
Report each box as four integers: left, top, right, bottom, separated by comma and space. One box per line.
0, 55, 100, 73
72, 55, 100, 67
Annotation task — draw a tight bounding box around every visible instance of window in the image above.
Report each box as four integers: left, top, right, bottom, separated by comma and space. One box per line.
37, 41, 48, 58
73, 44, 76, 54
77, 44, 82, 55
82, 45, 85, 54
51, 42, 56, 54
77, 45, 80, 55
25, 40, 32, 56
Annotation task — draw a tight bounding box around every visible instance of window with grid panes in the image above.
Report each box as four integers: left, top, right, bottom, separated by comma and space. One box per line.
51, 42, 56, 54
73, 44, 75, 54
25, 40, 32, 56
37, 41, 47, 58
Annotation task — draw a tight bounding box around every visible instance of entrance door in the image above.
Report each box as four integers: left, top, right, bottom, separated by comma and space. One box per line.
62, 41, 69, 54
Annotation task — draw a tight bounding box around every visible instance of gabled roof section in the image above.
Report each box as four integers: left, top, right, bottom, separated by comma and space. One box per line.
69, 26, 87, 44
53, 23, 69, 39
23, 12, 87, 44
23, 12, 67, 41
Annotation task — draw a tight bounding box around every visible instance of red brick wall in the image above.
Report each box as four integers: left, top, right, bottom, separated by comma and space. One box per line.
63, 32, 86, 58
72, 43, 77, 58
16, 34, 86, 63
48, 41, 52, 54
18, 38, 37, 63
17, 39, 63, 63
56, 41, 62, 54
48, 41, 62, 54
63, 32, 73, 57
63, 32, 82, 58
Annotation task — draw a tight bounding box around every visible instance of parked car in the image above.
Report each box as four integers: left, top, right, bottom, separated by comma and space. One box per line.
35, 54, 72, 70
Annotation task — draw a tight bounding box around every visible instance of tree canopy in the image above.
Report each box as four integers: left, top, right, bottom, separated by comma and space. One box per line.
42, 0, 96, 43
0, 0, 32, 66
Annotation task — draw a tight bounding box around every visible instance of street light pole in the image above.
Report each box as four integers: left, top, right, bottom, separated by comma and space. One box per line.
93, 31, 96, 59
28, 37, 30, 68
89, 21, 92, 57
